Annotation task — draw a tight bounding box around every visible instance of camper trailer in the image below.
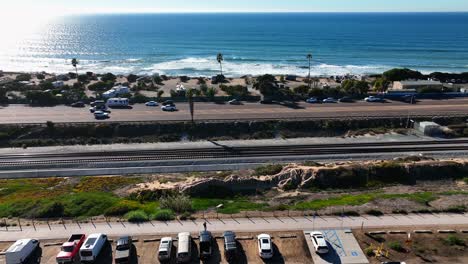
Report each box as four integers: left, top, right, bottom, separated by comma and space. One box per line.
176, 233, 192, 263
5, 239, 42, 264
107, 98, 129, 108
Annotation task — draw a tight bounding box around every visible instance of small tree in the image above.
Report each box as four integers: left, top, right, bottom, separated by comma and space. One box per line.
217, 53, 224, 76
307, 54, 312, 88
71, 58, 79, 77
157, 90, 164, 101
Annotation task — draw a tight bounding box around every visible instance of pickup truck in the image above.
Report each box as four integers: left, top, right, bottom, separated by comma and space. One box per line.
56, 234, 86, 264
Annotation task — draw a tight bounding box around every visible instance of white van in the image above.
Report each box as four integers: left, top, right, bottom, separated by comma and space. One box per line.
5, 239, 41, 264
176, 232, 192, 263
79, 233, 108, 263
107, 98, 129, 108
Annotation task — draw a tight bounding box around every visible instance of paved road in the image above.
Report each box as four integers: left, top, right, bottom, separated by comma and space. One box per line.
1, 213, 467, 242
1, 99, 468, 123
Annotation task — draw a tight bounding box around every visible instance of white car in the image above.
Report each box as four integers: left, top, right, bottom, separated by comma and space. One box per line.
94, 111, 109, 119
158, 237, 172, 263
257, 234, 273, 259
145, 101, 159, 107
310, 231, 329, 254
161, 104, 177, 111
364, 96, 384, 102
322, 97, 337, 103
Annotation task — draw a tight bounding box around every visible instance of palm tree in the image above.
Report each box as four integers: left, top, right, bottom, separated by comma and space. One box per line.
307, 54, 312, 88
71, 58, 79, 77
186, 88, 195, 123
216, 53, 224, 76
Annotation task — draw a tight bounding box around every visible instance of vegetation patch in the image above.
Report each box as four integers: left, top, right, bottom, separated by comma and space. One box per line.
253, 164, 284, 176
74, 176, 140, 192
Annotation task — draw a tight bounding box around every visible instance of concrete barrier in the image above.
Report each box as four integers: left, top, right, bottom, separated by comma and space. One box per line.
437, 230, 457, 233
388, 230, 407, 234
414, 230, 433, 234
368, 231, 387, 235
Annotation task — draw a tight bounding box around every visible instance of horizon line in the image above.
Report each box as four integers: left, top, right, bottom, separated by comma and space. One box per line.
57, 10, 468, 15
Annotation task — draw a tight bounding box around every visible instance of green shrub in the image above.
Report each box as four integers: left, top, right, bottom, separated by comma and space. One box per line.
443, 205, 466, 214
159, 194, 192, 213
365, 247, 375, 257
16, 74, 32, 82
179, 212, 195, 221
253, 164, 283, 176
302, 161, 322, 167
445, 235, 465, 246
105, 203, 139, 217
388, 241, 405, 252
35, 202, 65, 218
125, 210, 149, 222
152, 209, 175, 221
366, 209, 384, 216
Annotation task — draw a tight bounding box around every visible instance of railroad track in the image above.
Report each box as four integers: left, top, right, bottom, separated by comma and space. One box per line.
1, 140, 468, 171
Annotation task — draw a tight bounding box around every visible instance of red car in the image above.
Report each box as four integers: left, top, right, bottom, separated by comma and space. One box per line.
56, 234, 86, 264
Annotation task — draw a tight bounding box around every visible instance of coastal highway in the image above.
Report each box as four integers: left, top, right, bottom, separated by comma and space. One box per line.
0, 98, 468, 124
1, 139, 468, 178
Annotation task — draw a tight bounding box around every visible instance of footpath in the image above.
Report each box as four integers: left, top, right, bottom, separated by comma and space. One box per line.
1, 213, 467, 241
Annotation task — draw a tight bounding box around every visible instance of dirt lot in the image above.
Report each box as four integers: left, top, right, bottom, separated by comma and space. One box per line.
0, 231, 311, 264
354, 229, 468, 264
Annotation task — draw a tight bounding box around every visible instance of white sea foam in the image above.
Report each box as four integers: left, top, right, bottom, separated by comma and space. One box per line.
147, 57, 391, 77
0, 55, 392, 76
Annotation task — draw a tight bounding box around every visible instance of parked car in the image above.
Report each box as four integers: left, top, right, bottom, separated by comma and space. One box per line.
364, 96, 385, 102
114, 236, 133, 264
199, 231, 213, 260
162, 104, 177, 111
338, 96, 354, 103
5, 239, 42, 264
223, 231, 237, 262
322, 97, 337, 103
90, 100, 105, 107
402, 95, 416, 104
158, 237, 173, 263
257, 234, 273, 259
56, 234, 85, 264
260, 99, 273, 104
228, 99, 242, 105
89, 105, 109, 113
306, 97, 320, 104
79, 233, 108, 263
162, 100, 174, 106
145, 101, 159, 107
176, 232, 192, 263
310, 231, 329, 254
71, 101, 85, 108
94, 111, 110, 119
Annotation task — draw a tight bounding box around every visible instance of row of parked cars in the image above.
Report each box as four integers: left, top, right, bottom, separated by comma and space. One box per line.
306, 96, 386, 104
3, 230, 275, 264
159, 231, 275, 263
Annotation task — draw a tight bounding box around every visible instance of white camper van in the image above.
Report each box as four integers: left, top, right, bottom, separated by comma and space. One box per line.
107, 98, 129, 108
5, 239, 41, 264
79, 233, 108, 263
176, 232, 192, 263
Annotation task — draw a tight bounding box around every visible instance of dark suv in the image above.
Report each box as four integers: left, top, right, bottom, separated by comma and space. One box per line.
223, 231, 237, 262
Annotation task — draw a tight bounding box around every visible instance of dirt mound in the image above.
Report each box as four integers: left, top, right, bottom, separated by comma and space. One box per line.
180, 159, 468, 197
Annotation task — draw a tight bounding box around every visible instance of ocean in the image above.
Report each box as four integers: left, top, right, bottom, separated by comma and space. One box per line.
1, 13, 467, 77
